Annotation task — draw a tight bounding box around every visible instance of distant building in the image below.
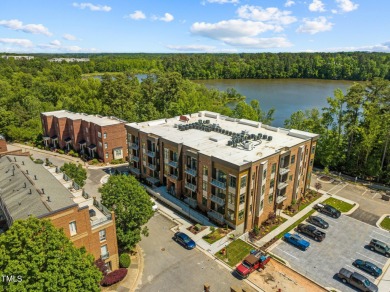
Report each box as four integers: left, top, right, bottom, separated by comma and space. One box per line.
48, 58, 90, 63
0, 155, 119, 270
40, 110, 127, 163
126, 111, 318, 233
0, 135, 7, 153
1, 55, 34, 60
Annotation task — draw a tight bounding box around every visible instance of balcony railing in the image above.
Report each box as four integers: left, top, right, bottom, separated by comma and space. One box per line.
129, 166, 140, 175
276, 195, 287, 204
130, 143, 139, 150
146, 150, 156, 158
277, 181, 288, 190
207, 210, 225, 224
211, 179, 226, 189
184, 197, 198, 208
168, 173, 178, 181
168, 160, 178, 168
279, 167, 290, 175
185, 182, 197, 192
185, 168, 197, 177
101, 252, 110, 260
91, 199, 112, 228
82, 190, 90, 199
131, 155, 139, 162
211, 195, 225, 206
148, 163, 157, 171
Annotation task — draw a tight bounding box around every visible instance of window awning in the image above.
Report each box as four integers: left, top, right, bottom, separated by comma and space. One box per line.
51, 135, 58, 140
88, 144, 96, 150
64, 137, 72, 143
78, 140, 86, 145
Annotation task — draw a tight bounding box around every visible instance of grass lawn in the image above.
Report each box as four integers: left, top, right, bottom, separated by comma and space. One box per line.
275, 210, 315, 239
380, 216, 390, 231
203, 228, 228, 244
322, 197, 354, 212
215, 239, 254, 267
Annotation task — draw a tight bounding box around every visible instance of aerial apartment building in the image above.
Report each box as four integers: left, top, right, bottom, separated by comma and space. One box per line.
41, 110, 127, 163
126, 111, 318, 233
0, 154, 119, 271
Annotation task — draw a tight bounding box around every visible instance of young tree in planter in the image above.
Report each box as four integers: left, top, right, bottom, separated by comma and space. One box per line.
99, 175, 154, 250
60, 162, 87, 187
315, 182, 322, 193
0, 217, 101, 291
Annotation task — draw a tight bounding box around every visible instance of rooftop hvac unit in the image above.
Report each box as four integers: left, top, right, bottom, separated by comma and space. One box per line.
258, 133, 262, 139
262, 134, 268, 139
251, 134, 255, 139
189, 124, 193, 129
206, 120, 210, 124
267, 136, 273, 141
244, 141, 254, 150
207, 128, 211, 132
233, 142, 237, 148
174, 124, 178, 128
228, 140, 232, 146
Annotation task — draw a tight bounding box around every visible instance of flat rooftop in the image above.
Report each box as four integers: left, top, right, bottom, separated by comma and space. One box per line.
41, 110, 125, 127
127, 111, 318, 166
0, 155, 77, 221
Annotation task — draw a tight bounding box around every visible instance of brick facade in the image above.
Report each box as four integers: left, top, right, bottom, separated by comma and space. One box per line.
0, 135, 7, 153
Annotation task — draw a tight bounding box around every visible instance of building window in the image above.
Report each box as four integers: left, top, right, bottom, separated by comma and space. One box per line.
291, 155, 296, 164
270, 178, 275, 189
105, 152, 109, 158
239, 193, 245, 205
229, 175, 236, 188
263, 169, 267, 179
69, 221, 77, 236
260, 199, 264, 210
99, 229, 106, 241
238, 210, 245, 220
261, 185, 265, 195
98, 131, 102, 138
104, 132, 107, 139
203, 166, 208, 176
312, 145, 316, 153
310, 159, 313, 166
104, 142, 108, 149
86, 128, 88, 133
202, 197, 207, 206
101, 245, 109, 259
98, 141, 102, 148
228, 192, 235, 205
240, 175, 247, 189
228, 209, 235, 221
202, 181, 207, 191
268, 193, 274, 203
271, 163, 276, 173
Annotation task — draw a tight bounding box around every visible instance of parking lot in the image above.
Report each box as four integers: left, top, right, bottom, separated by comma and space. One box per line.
270, 213, 390, 292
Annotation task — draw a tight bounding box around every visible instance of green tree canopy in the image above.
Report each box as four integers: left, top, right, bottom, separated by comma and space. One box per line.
0, 217, 101, 292
99, 175, 154, 250
60, 162, 87, 187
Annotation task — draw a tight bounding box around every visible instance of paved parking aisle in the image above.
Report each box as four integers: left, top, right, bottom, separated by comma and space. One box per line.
270, 214, 390, 292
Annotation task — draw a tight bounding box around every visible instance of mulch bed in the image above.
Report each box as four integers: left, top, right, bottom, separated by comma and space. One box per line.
187, 225, 207, 235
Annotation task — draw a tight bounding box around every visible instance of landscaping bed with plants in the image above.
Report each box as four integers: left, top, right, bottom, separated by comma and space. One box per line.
380, 216, 390, 231
283, 190, 322, 217
249, 212, 287, 241
214, 239, 254, 267
187, 224, 207, 235
202, 226, 231, 244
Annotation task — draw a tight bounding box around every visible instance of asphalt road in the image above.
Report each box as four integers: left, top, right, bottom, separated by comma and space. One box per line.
136, 213, 253, 292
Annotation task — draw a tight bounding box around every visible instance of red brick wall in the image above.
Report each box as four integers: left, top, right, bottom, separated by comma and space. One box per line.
0, 138, 7, 153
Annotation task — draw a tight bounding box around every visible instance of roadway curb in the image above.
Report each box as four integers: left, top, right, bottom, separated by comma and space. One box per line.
130, 245, 143, 291
376, 214, 390, 231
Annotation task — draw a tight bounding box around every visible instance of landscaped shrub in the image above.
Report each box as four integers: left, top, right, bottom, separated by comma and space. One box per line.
91, 158, 99, 165
100, 268, 128, 286
34, 159, 44, 164
111, 159, 125, 165
58, 149, 65, 154
195, 224, 202, 231
119, 253, 131, 268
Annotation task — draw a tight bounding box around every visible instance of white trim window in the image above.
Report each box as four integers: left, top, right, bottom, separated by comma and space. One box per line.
69, 221, 77, 236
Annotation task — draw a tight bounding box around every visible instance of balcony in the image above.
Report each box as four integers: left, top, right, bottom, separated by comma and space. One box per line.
279, 167, 290, 175
185, 182, 197, 192
146, 176, 160, 185
207, 210, 225, 224
277, 181, 288, 190
101, 252, 110, 260
185, 168, 197, 177
131, 155, 139, 162
168, 160, 178, 168
211, 179, 226, 190
146, 150, 156, 158
148, 163, 157, 171
184, 197, 198, 208
211, 195, 225, 206
168, 173, 178, 181
130, 143, 139, 150
276, 195, 287, 204
129, 166, 140, 175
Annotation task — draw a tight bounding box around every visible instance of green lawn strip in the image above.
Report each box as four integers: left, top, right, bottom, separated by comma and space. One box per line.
203, 229, 225, 244
298, 194, 322, 211
322, 197, 354, 212
380, 216, 390, 231
275, 210, 316, 239
214, 239, 254, 267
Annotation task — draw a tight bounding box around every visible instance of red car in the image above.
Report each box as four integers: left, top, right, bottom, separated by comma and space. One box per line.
235, 251, 270, 278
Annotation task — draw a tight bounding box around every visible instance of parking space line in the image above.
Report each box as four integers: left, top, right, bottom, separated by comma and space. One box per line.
355, 252, 386, 266
361, 190, 368, 196
371, 230, 390, 241
274, 247, 299, 260
318, 216, 339, 224
372, 193, 379, 199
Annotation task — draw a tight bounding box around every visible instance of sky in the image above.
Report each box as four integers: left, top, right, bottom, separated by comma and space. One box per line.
0, 0, 389, 53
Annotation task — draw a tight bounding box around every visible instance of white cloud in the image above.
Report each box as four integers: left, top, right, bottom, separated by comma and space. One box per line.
284, 0, 295, 7
309, 0, 326, 12
236, 5, 297, 26
38, 40, 96, 52
296, 16, 333, 34
127, 10, 146, 20
222, 37, 292, 48
72, 2, 111, 12
324, 42, 390, 53
166, 44, 216, 52
0, 38, 33, 47
335, 0, 358, 13
206, 0, 239, 3
63, 33, 78, 41
160, 13, 174, 22
0, 19, 52, 36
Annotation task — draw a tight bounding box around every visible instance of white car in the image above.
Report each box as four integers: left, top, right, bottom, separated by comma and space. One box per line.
151, 198, 158, 211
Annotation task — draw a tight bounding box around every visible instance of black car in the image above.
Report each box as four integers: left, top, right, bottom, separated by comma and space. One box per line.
307, 215, 329, 229
173, 232, 196, 249
314, 203, 341, 218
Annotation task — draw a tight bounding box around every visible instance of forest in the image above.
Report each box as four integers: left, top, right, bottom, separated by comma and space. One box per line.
0, 53, 389, 183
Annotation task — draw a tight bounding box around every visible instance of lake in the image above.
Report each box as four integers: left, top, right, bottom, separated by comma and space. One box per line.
195, 79, 355, 127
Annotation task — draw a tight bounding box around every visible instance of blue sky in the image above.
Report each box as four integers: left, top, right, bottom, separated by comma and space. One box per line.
0, 0, 389, 53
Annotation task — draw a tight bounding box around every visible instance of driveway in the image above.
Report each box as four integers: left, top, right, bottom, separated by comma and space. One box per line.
136, 213, 255, 292
270, 214, 390, 292
348, 209, 380, 227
